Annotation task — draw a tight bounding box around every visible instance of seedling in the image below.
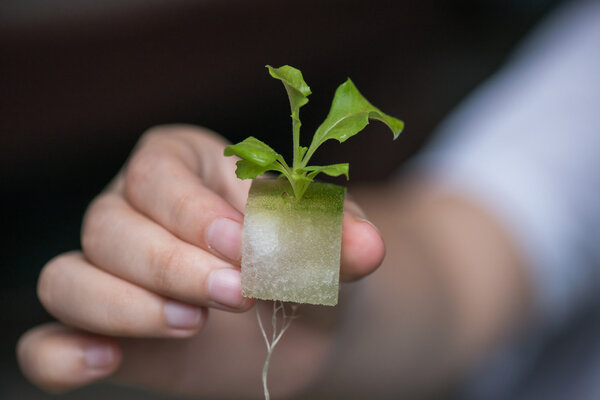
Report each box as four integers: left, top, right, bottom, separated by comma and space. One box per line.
225, 65, 403, 199
224, 65, 403, 399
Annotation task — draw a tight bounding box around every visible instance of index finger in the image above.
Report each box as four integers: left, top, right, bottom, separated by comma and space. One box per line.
117, 125, 383, 282
119, 126, 250, 263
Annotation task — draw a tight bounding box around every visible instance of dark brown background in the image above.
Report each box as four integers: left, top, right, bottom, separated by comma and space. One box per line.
0, 0, 562, 398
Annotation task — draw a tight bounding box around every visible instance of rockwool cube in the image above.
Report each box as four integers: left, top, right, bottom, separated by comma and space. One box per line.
241, 179, 345, 306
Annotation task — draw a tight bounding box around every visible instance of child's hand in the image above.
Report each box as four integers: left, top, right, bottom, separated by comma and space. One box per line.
17, 125, 385, 394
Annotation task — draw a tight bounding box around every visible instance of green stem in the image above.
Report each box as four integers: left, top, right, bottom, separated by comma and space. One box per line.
296, 180, 310, 199
292, 114, 301, 170
274, 158, 300, 198
299, 142, 316, 169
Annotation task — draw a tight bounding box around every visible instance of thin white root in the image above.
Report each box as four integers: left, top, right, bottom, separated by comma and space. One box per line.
256, 301, 299, 400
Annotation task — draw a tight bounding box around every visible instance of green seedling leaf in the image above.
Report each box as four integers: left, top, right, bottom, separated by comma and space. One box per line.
305, 79, 403, 163
234, 160, 277, 180
266, 65, 312, 114
224, 136, 282, 167
298, 146, 308, 160
224, 65, 404, 199
300, 163, 349, 180
267, 65, 312, 171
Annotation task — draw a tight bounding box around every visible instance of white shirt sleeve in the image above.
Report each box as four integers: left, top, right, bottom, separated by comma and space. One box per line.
413, 0, 600, 332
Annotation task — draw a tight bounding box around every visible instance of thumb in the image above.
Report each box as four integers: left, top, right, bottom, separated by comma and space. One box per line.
340, 196, 386, 281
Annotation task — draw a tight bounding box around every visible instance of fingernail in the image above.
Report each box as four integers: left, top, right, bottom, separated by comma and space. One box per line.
345, 201, 380, 232
206, 218, 242, 262
346, 204, 375, 227
84, 344, 115, 369
164, 301, 202, 329
207, 268, 244, 308
345, 200, 367, 220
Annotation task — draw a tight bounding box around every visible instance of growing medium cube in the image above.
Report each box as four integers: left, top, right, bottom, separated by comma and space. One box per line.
241, 179, 346, 306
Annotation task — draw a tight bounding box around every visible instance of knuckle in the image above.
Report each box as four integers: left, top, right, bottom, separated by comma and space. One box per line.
137, 125, 181, 149
80, 196, 115, 259
137, 125, 186, 151
149, 242, 185, 292
37, 257, 64, 313
124, 147, 174, 202
80, 198, 103, 255
124, 151, 156, 196
140, 124, 178, 141
142, 124, 206, 143
103, 288, 140, 334
170, 191, 196, 234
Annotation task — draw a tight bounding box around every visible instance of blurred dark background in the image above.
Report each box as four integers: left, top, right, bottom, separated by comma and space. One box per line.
1, 0, 563, 398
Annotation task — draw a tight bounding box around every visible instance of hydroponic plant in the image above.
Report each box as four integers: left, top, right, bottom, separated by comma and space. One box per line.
224, 65, 403, 399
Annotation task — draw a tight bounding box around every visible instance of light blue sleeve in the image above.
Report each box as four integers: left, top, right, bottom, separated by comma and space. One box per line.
413, 0, 600, 332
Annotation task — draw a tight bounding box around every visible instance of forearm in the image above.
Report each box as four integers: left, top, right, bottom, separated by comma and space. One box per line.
309, 178, 532, 398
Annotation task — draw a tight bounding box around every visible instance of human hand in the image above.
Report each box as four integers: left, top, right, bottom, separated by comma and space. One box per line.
17, 125, 385, 396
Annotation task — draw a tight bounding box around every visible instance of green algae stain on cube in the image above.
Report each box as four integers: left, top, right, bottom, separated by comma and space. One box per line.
241, 179, 346, 306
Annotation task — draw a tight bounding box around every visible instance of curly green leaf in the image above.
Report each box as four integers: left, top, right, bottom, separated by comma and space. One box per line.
266, 65, 312, 113
300, 163, 349, 180
303, 79, 403, 166
224, 137, 282, 167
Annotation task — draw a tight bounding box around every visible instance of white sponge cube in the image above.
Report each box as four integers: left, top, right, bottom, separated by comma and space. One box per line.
241, 179, 345, 306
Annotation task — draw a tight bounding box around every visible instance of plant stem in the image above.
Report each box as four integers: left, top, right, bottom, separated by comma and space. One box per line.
292, 114, 301, 170
274, 159, 300, 198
